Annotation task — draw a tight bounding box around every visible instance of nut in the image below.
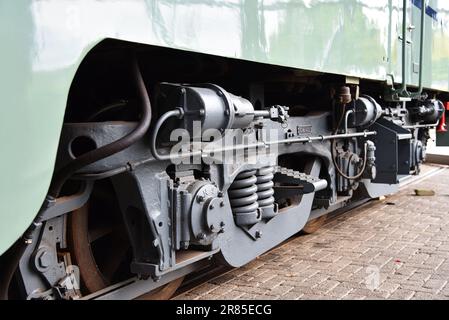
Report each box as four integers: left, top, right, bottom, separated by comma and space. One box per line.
38, 250, 53, 269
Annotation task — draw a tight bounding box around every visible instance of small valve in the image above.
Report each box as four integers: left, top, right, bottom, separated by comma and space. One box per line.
268, 105, 290, 124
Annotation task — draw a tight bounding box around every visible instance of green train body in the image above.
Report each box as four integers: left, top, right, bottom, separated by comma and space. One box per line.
0, 0, 448, 300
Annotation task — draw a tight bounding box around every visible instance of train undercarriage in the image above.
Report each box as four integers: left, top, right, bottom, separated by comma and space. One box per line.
0, 41, 446, 300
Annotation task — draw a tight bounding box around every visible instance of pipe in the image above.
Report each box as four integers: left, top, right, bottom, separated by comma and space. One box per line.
71, 166, 129, 181
48, 57, 152, 197
157, 130, 377, 160
150, 108, 184, 161
331, 141, 369, 180
403, 119, 439, 129
253, 110, 270, 118
344, 110, 354, 134
267, 130, 376, 146
76, 129, 376, 180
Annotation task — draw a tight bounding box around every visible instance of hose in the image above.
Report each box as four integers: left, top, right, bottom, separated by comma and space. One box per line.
331, 103, 368, 180
48, 56, 152, 198
332, 140, 368, 180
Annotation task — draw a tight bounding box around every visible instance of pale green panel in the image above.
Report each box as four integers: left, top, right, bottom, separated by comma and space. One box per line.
0, 0, 448, 255
407, 0, 449, 90
427, 0, 449, 90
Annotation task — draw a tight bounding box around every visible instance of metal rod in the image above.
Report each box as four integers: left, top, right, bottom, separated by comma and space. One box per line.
400, 0, 408, 95
403, 120, 439, 129
148, 130, 377, 160
79, 130, 377, 179
150, 108, 184, 161
410, 0, 426, 98
253, 110, 270, 118
266, 130, 376, 146
417, 0, 426, 94
344, 109, 354, 133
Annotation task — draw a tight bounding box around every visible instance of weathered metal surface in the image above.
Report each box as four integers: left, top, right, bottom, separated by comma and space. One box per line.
0, 0, 448, 255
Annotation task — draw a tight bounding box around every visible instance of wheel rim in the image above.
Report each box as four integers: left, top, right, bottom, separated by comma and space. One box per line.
136, 276, 184, 300
301, 215, 327, 234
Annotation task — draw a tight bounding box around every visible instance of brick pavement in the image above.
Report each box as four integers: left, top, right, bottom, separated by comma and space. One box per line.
174, 165, 449, 300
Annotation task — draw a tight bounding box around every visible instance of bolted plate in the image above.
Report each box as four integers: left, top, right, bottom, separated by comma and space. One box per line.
205, 197, 227, 234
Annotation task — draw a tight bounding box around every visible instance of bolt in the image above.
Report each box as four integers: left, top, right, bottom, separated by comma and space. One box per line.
180, 241, 189, 250
255, 230, 262, 239
197, 195, 205, 203
38, 250, 53, 269
220, 201, 225, 207
220, 221, 225, 227
209, 204, 214, 210
197, 233, 206, 240
210, 224, 216, 231
217, 191, 224, 198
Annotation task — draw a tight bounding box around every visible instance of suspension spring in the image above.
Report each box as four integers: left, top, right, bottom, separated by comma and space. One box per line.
228, 169, 261, 226
256, 166, 277, 219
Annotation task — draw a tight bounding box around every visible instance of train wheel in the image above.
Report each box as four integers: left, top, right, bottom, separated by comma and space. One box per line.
301, 215, 327, 234
67, 181, 183, 299
135, 276, 184, 300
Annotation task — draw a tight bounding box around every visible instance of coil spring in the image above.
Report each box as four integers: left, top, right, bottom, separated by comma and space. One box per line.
256, 166, 277, 219
228, 169, 261, 226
